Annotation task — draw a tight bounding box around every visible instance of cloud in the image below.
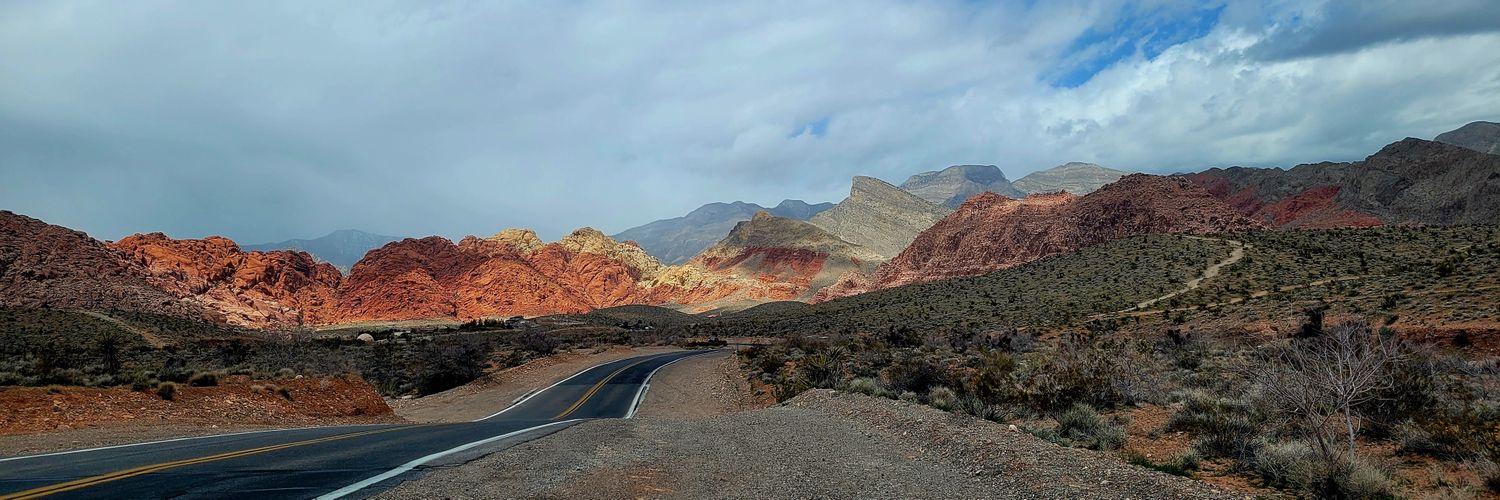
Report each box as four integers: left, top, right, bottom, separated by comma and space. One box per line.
1242, 0, 1500, 60
1, 0, 1497, 245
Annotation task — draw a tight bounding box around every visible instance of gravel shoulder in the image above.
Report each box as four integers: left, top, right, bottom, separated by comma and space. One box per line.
632, 349, 774, 419
378, 389, 1240, 499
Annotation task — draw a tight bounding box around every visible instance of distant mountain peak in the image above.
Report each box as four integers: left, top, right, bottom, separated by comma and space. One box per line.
1434, 120, 1500, 155
1012, 162, 1129, 195
242, 229, 401, 273
899, 164, 1025, 208
612, 199, 833, 265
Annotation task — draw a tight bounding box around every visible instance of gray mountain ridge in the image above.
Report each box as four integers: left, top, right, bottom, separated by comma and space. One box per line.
611, 199, 834, 265
243, 229, 402, 273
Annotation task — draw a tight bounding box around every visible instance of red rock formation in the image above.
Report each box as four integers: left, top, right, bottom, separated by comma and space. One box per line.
333, 229, 721, 322
111, 233, 341, 328
816, 175, 1262, 301
0, 210, 206, 320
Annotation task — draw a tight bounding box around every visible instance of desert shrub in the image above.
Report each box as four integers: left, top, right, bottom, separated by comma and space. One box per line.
1016, 335, 1151, 411
1402, 410, 1500, 460
881, 353, 943, 394
187, 371, 219, 387
1168, 389, 1262, 459
798, 351, 841, 389
843, 377, 889, 398
1055, 403, 1125, 451
1254, 439, 1394, 498
410, 338, 489, 396
519, 330, 559, 355
967, 350, 1016, 403
926, 386, 959, 411
1330, 458, 1392, 499
1253, 439, 1321, 491
156, 381, 179, 401
1124, 451, 1193, 477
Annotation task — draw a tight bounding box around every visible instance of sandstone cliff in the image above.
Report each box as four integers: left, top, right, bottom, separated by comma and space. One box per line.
111, 233, 342, 328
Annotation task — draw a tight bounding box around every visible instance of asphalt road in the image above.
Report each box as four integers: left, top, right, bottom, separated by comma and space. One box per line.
0, 349, 712, 500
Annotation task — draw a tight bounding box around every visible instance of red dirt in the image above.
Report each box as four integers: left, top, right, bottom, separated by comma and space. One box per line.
0, 376, 396, 436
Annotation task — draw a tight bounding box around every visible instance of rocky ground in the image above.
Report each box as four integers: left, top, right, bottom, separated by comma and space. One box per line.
379, 362, 1234, 499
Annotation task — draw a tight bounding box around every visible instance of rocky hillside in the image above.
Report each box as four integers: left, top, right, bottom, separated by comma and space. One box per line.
335, 229, 672, 322
0, 211, 206, 320
612, 200, 833, 265
112, 234, 342, 328
1434, 120, 1500, 155
809, 176, 951, 259
243, 229, 401, 273
899, 165, 1024, 208
1012, 162, 1129, 195
816, 175, 1260, 300
1187, 138, 1500, 228
687, 211, 881, 303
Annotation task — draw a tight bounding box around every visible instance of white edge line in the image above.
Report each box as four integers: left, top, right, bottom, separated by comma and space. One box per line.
626, 350, 712, 419
315, 419, 584, 500
0, 424, 381, 463
473, 351, 682, 422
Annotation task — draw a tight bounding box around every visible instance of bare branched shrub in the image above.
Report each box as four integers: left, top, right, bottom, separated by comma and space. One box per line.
1256, 320, 1403, 466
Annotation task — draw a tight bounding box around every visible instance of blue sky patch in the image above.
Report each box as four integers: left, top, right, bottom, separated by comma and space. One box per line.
1048, 3, 1224, 88
790, 115, 831, 138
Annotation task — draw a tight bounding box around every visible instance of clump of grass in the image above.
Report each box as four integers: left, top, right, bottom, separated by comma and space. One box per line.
187, 371, 219, 387
926, 386, 959, 411
156, 381, 179, 401
842, 377, 889, 398
1056, 403, 1126, 451
1124, 451, 1196, 477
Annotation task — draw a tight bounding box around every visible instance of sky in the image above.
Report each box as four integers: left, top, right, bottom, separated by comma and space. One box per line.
3, 0, 1499, 243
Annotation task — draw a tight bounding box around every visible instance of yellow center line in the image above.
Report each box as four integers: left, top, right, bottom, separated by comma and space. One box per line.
551, 356, 660, 420
0, 426, 410, 500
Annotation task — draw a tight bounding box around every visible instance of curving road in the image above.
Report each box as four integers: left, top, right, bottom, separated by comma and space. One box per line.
0, 350, 711, 500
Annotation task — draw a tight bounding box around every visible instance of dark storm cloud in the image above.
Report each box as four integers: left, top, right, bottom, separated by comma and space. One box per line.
1245, 0, 1500, 60
2, 0, 1498, 245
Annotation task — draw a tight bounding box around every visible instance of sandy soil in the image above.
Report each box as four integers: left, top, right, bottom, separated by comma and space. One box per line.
0, 375, 397, 457
388, 345, 681, 423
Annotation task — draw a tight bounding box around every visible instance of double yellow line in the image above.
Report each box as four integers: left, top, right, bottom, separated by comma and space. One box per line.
0, 426, 408, 500
550, 357, 656, 420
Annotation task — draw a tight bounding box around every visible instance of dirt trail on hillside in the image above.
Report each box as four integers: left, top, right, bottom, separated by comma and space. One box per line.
73, 309, 165, 347
1119, 237, 1245, 313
